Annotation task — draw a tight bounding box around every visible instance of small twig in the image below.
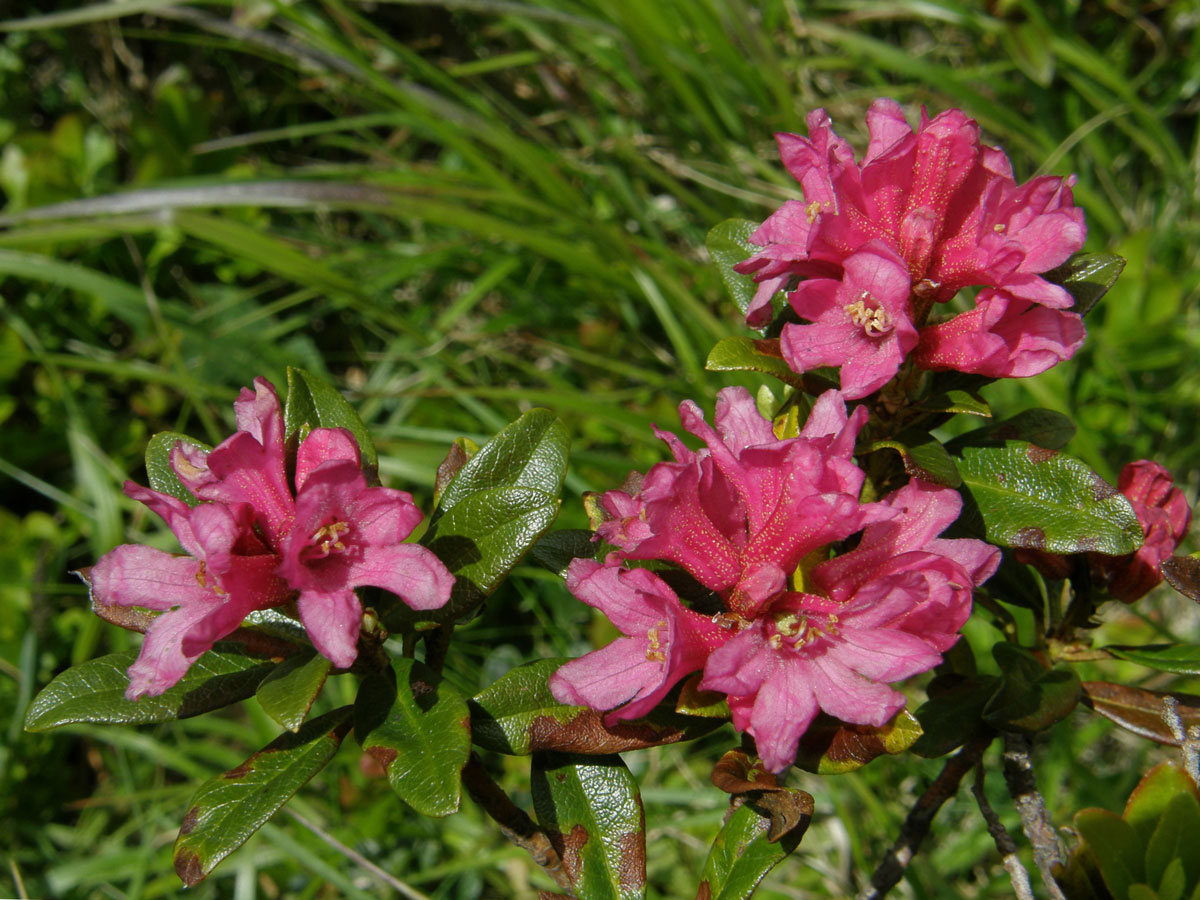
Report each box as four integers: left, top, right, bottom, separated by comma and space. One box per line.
283, 807, 432, 900
9, 859, 28, 900
1160, 696, 1200, 786
972, 765, 1036, 900
855, 736, 991, 900
1001, 733, 1067, 900
462, 754, 574, 894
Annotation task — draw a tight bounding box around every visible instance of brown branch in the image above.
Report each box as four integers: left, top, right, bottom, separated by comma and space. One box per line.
855, 736, 991, 900
971, 765, 1035, 900
1001, 733, 1067, 900
461, 754, 574, 894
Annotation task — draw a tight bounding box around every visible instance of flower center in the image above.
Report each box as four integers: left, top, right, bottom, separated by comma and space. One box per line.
309, 520, 351, 558
768, 611, 839, 650
843, 293, 893, 336
644, 619, 669, 663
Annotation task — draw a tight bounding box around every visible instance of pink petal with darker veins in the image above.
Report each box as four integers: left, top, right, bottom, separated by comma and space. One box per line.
125, 593, 231, 699
297, 588, 362, 669
347, 543, 454, 610
296, 428, 362, 491
90, 545, 211, 612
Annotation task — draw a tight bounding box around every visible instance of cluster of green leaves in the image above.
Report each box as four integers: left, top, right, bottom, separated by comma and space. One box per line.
3, 0, 1199, 898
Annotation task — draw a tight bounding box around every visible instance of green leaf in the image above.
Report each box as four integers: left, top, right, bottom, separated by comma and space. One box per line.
422, 487, 561, 622
705, 337, 804, 388
255, 650, 332, 733
145, 431, 210, 506
861, 432, 961, 488
1125, 762, 1200, 847
1106, 644, 1200, 676
418, 409, 569, 621
355, 657, 470, 817
1073, 808, 1144, 899
173, 706, 352, 886
25, 646, 277, 731
434, 408, 568, 514
956, 442, 1142, 555
914, 388, 992, 418
794, 711, 923, 775
911, 674, 1001, 758
470, 659, 721, 755
528, 529, 601, 578
532, 752, 646, 900
1044, 251, 1127, 317
1146, 792, 1200, 889
1081, 682, 1200, 745
982, 643, 1081, 733
706, 219, 761, 321
675, 673, 730, 719
283, 366, 377, 469
946, 409, 1077, 453
697, 802, 807, 900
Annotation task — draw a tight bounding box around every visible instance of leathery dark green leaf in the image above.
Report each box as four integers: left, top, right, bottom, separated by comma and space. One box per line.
356, 657, 470, 817
283, 366, 377, 468
1043, 251, 1126, 317
705, 337, 805, 388
706, 218, 762, 321
255, 649, 332, 733
433, 408, 568, 515
532, 752, 646, 900
173, 706, 352, 886
420, 486, 561, 622
956, 441, 1142, 555
415, 409, 569, 622
145, 431, 210, 506
697, 801, 808, 900
470, 659, 721, 755
861, 432, 960, 488
25, 645, 278, 731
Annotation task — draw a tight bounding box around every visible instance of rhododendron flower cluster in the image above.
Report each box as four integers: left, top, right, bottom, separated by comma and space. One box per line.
90, 378, 454, 699
736, 98, 1087, 397
551, 388, 999, 772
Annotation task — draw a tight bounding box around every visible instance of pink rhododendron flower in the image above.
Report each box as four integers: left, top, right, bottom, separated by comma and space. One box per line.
781, 240, 918, 398
549, 560, 727, 723
278, 428, 456, 668
89, 487, 290, 699
735, 98, 1086, 387
595, 386, 884, 615
566, 391, 998, 773
89, 377, 454, 695
699, 481, 998, 772
914, 288, 1085, 378
1092, 460, 1192, 602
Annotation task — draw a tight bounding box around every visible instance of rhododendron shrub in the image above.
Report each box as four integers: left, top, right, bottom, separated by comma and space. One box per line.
26, 100, 1199, 900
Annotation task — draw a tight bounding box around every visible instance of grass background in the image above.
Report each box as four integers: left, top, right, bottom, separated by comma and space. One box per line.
0, 1, 1198, 897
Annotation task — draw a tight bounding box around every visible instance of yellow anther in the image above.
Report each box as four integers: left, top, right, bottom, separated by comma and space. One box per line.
843, 297, 894, 336
993, 223, 1006, 232
805, 200, 823, 223
645, 650, 667, 663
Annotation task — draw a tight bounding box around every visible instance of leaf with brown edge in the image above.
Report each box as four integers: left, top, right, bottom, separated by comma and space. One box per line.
434, 437, 477, 507
173, 706, 352, 886
1081, 681, 1200, 745
710, 750, 813, 843
532, 752, 646, 900
470, 659, 721, 756
355, 657, 470, 817
793, 710, 923, 775
1162, 556, 1200, 602
697, 798, 810, 900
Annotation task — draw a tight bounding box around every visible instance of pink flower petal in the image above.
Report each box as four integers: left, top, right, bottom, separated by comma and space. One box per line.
296, 428, 362, 492
297, 588, 362, 669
